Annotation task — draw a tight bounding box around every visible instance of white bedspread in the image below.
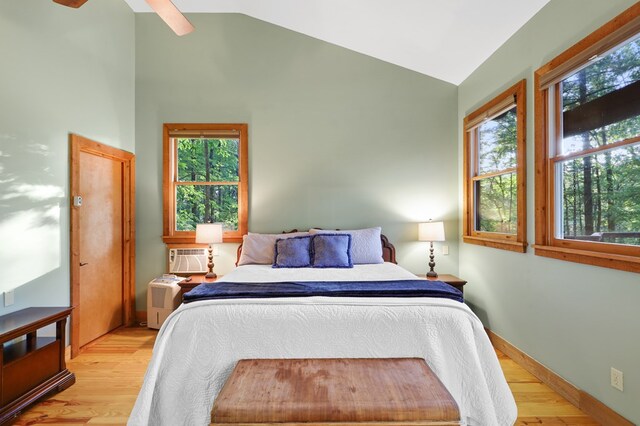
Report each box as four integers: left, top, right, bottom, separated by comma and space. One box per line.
129, 265, 516, 425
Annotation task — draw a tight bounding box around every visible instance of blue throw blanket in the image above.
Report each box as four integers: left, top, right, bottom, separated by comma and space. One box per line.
183, 279, 463, 304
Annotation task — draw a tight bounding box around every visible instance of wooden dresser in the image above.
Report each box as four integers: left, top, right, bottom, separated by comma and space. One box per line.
0, 307, 75, 425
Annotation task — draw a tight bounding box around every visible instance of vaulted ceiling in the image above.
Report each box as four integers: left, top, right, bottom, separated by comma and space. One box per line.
124, 0, 550, 85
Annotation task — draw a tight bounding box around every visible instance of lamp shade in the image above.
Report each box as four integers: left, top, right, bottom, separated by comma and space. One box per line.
195, 223, 223, 244
418, 221, 445, 242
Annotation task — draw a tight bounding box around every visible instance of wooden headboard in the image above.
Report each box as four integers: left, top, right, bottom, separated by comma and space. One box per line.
236, 230, 397, 266
379, 234, 397, 264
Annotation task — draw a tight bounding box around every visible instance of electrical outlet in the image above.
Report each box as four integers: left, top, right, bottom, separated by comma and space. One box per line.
442, 245, 449, 255
611, 367, 624, 392
213, 245, 220, 256
4, 290, 14, 307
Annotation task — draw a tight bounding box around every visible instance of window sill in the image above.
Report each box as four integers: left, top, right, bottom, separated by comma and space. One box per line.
463, 236, 527, 253
533, 244, 640, 273
162, 235, 243, 244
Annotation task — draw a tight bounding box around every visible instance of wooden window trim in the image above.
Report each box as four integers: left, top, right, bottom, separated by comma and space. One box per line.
463, 80, 527, 253
534, 2, 640, 273
162, 123, 248, 244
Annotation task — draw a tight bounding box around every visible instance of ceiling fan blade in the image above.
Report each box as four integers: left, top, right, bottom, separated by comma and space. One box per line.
145, 0, 194, 36
53, 0, 89, 8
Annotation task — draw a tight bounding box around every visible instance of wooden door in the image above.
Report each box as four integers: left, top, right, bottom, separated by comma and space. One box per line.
78, 150, 123, 346
70, 135, 135, 357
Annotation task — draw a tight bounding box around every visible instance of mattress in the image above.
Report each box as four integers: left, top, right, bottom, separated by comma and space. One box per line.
129, 263, 517, 425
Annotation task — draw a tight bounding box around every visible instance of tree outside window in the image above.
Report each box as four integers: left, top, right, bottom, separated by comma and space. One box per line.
557, 37, 640, 246
176, 138, 240, 232
476, 108, 518, 234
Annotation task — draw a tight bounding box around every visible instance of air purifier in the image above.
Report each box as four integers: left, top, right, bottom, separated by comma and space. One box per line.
147, 276, 183, 329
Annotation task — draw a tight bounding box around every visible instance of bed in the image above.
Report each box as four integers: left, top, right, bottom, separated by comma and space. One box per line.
129, 231, 516, 426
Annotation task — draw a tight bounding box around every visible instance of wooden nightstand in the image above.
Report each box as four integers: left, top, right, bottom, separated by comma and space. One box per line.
417, 274, 467, 295
178, 274, 220, 297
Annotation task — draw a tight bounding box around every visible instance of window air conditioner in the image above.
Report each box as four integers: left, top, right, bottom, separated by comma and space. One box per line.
168, 248, 208, 274
147, 275, 183, 329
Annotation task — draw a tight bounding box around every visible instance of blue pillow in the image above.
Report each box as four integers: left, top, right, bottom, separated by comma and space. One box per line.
273, 236, 312, 268
311, 233, 353, 268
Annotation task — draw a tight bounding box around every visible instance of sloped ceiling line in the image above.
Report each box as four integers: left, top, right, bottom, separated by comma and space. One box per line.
124, 0, 550, 85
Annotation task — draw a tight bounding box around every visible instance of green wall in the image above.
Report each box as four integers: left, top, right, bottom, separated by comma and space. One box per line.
135, 14, 459, 309
0, 0, 135, 315
458, 0, 640, 422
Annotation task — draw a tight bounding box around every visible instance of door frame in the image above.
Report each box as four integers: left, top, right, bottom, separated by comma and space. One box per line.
70, 134, 136, 358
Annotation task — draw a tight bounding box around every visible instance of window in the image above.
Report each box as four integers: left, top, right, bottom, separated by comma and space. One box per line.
463, 80, 527, 252
163, 123, 248, 243
534, 3, 640, 272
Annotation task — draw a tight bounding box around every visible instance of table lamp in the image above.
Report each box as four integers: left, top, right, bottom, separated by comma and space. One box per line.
195, 223, 223, 278
418, 221, 445, 278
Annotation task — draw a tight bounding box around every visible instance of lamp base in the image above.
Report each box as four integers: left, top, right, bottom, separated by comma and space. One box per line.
205, 244, 217, 279
426, 241, 438, 278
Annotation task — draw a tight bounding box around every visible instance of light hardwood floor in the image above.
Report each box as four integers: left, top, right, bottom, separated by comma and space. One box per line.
13, 327, 599, 425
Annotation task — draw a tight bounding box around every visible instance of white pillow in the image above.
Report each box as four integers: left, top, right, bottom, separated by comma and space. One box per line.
238, 232, 310, 265
309, 227, 383, 264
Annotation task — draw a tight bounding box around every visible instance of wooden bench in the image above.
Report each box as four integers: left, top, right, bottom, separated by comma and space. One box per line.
212, 358, 460, 425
